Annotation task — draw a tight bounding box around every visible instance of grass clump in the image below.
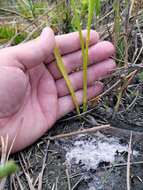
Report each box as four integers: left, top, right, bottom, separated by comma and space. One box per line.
0, 25, 27, 45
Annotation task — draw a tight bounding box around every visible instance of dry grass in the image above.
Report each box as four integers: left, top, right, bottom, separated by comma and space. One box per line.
127, 132, 132, 190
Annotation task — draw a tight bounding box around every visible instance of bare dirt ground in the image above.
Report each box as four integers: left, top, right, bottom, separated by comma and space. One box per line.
7, 101, 143, 190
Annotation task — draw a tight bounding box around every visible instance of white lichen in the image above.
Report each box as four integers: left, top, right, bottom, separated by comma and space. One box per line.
65, 132, 138, 171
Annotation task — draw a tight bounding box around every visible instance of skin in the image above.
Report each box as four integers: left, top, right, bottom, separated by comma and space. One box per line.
0, 28, 116, 153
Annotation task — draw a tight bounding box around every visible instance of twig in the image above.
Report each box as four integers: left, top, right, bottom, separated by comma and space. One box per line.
133, 19, 143, 64
0, 8, 24, 18
37, 140, 50, 190
119, 88, 139, 114
127, 132, 133, 190
106, 161, 143, 169
49, 125, 111, 140
129, 0, 135, 17
71, 176, 83, 190
11, 175, 18, 190
16, 174, 24, 190
25, 173, 35, 190
55, 177, 59, 190
51, 183, 55, 190
114, 70, 138, 114
0, 136, 8, 190
66, 167, 71, 190
19, 153, 35, 190
90, 79, 122, 102
0, 135, 8, 165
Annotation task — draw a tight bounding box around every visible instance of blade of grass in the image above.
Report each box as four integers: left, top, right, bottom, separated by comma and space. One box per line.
54, 47, 80, 114
66, 167, 71, 190
95, 0, 101, 17
129, 0, 135, 17
71, 0, 85, 61
83, 0, 95, 112
113, 0, 121, 48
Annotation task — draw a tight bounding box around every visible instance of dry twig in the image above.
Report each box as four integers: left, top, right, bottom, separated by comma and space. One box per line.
127, 132, 133, 190
49, 125, 111, 140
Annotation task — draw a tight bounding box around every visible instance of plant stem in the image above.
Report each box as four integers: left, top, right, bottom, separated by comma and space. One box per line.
54, 47, 80, 114
83, 0, 95, 112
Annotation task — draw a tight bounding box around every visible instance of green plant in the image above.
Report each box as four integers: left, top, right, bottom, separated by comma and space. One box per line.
94, 0, 101, 17
15, 0, 48, 19
0, 160, 19, 179
71, 0, 100, 112
0, 26, 15, 43
71, 0, 84, 51
113, 0, 130, 66
70, 0, 85, 85
113, 0, 122, 61
0, 25, 27, 44
0, 135, 19, 186
83, 0, 96, 112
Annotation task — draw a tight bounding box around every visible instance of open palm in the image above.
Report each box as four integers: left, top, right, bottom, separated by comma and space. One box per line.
0, 28, 115, 152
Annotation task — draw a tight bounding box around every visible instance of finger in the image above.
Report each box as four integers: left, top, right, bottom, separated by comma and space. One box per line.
57, 83, 103, 119
56, 59, 116, 97
48, 41, 115, 80
0, 27, 55, 70
49, 41, 115, 80
47, 30, 99, 63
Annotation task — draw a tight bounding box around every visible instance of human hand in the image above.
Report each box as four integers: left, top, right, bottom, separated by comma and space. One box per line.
0, 28, 115, 153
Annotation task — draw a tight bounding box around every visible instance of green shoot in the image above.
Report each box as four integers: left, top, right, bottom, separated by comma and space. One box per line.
0, 160, 19, 179
95, 0, 101, 17
113, 0, 125, 67
71, 0, 85, 64
113, 0, 121, 48
83, 0, 95, 112
54, 47, 80, 114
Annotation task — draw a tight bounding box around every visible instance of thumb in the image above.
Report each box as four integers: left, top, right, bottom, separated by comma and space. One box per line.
7, 27, 55, 70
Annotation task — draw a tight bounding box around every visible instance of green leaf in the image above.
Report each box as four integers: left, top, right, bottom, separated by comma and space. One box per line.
95, 0, 101, 16
54, 47, 80, 114
0, 160, 19, 179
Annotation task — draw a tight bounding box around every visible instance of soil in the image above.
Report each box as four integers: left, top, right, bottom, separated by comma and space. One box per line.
5, 98, 143, 190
